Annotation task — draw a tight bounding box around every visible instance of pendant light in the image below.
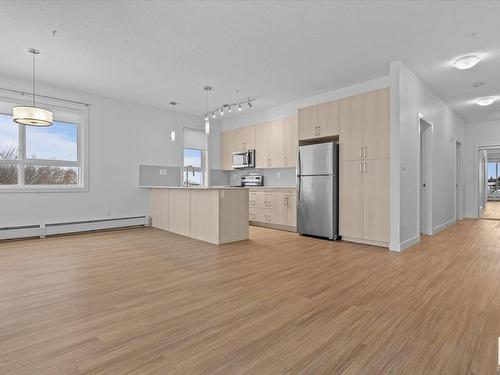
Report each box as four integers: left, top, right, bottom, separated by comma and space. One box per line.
170, 101, 177, 142
204, 86, 212, 134
13, 48, 53, 126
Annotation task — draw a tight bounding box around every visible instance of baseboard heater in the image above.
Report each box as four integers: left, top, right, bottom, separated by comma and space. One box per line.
0, 216, 148, 240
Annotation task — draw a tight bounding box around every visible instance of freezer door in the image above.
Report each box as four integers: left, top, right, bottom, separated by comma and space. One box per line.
297, 175, 334, 238
298, 142, 334, 176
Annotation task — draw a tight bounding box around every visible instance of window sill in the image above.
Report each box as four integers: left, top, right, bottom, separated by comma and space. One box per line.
0, 185, 88, 193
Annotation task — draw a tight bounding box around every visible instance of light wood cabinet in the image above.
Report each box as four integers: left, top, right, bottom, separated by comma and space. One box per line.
339, 88, 390, 161
339, 160, 363, 239
150, 189, 169, 231
168, 189, 190, 237
284, 116, 298, 167
234, 125, 255, 151
339, 94, 364, 161
284, 191, 296, 227
298, 105, 317, 140
298, 100, 339, 141
222, 129, 235, 170
363, 88, 390, 160
338, 88, 390, 247
363, 159, 389, 243
249, 188, 296, 230
256, 120, 285, 168
150, 188, 249, 244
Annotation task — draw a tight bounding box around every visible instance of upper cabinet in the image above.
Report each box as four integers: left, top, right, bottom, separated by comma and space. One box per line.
339, 94, 364, 161
221, 129, 235, 171
298, 100, 339, 141
256, 119, 285, 168
234, 125, 255, 151
339, 88, 390, 161
363, 88, 390, 160
284, 115, 298, 167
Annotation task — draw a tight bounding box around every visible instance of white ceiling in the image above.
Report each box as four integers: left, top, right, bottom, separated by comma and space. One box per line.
1, 1, 499, 123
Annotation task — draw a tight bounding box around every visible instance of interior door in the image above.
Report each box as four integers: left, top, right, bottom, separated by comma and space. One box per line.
297, 175, 333, 238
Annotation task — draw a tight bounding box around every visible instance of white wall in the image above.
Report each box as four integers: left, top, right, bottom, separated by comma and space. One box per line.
220, 77, 390, 131
0, 74, 212, 227
463, 120, 500, 217
390, 61, 465, 251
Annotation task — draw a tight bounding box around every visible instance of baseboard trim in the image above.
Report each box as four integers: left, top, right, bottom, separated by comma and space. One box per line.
432, 218, 456, 235
250, 221, 296, 233
0, 216, 148, 240
342, 236, 389, 249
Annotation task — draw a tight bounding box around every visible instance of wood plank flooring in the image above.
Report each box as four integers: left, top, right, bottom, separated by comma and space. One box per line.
1, 220, 499, 374
481, 201, 500, 220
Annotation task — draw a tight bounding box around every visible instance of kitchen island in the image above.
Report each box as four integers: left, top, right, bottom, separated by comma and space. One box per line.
144, 186, 249, 244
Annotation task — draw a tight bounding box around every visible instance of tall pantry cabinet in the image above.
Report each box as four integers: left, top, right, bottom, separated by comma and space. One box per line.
339, 88, 390, 246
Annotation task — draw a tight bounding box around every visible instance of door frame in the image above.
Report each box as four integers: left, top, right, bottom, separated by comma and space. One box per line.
476, 145, 500, 218
417, 114, 433, 236
455, 141, 463, 221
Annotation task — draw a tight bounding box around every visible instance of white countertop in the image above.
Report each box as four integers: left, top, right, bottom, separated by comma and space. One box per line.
140, 185, 295, 190
140, 185, 247, 190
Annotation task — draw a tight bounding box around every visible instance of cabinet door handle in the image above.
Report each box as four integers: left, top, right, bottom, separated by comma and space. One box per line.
360, 162, 363, 173
364, 147, 367, 158
363, 162, 366, 173
360, 147, 363, 158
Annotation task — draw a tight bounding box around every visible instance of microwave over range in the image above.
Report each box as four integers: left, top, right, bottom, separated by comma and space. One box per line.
232, 150, 255, 169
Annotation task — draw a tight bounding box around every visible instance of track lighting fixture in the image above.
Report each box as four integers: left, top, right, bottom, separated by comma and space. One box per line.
238, 103, 242, 111
204, 86, 212, 134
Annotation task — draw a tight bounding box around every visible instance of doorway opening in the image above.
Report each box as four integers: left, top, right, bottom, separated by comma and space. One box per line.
479, 147, 500, 220
419, 116, 433, 235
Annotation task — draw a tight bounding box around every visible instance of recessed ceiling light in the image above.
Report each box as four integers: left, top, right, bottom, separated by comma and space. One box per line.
453, 55, 480, 70
476, 97, 496, 106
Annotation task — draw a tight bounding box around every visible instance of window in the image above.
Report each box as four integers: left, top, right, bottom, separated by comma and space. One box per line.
0, 108, 85, 191
183, 148, 204, 186
183, 128, 208, 187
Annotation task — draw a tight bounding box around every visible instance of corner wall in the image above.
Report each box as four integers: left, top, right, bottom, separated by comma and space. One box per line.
390, 61, 465, 251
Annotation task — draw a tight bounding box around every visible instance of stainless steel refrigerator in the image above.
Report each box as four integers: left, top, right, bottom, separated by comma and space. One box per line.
297, 141, 339, 239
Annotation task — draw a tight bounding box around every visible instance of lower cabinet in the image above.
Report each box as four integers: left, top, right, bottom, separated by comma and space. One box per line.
340, 158, 389, 246
249, 188, 296, 231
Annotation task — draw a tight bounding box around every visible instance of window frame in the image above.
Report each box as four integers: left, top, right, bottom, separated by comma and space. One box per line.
0, 98, 88, 193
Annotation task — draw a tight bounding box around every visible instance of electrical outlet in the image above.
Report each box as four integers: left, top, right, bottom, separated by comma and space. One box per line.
159, 169, 167, 176
276, 172, 281, 178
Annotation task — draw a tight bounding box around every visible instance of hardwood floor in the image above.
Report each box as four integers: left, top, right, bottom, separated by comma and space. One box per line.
1, 220, 499, 374
481, 201, 500, 220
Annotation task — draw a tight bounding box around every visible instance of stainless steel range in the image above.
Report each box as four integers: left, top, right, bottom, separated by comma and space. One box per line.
241, 175, 264, 187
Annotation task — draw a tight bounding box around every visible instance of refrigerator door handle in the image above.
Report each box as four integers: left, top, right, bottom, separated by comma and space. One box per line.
296, 148, 301, 177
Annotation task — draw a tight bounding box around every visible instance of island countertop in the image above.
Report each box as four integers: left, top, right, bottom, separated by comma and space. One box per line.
148, 186, 248, 244
140, 185, 246, 190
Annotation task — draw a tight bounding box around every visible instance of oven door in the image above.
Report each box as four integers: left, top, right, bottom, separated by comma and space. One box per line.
232, 152, 249, 169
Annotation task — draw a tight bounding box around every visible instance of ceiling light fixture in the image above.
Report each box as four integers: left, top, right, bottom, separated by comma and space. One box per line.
453, 55, 480, 70
476, 96, 496, 106
13, 48, 53, 126
228, 105, 232, 113
238, 103, 242, 111
204, 86, 212, 134
248, 100, 253, 108
170, 101, 177, 141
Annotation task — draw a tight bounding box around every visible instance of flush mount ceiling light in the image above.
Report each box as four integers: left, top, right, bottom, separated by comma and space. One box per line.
476, 96, 496, 106
453, 55, 480, 70
13, 48, 53, 126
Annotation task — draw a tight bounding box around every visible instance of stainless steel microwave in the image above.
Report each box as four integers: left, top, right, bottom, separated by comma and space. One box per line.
232, 150, 255, 169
